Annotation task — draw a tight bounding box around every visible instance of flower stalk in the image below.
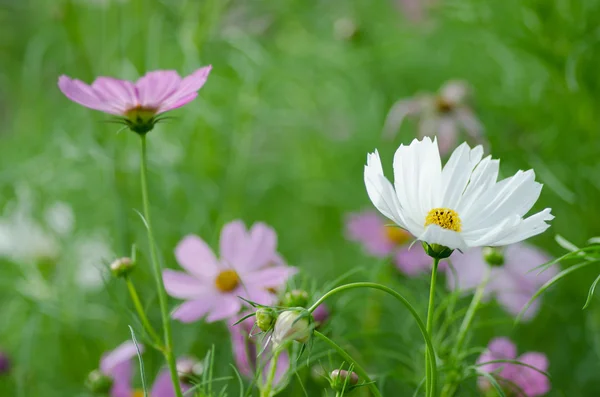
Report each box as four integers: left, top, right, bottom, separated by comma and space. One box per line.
139, 135, 184, 397
125, 276, 163, 350
425, 257, 440, 397
260, 349, 282, 397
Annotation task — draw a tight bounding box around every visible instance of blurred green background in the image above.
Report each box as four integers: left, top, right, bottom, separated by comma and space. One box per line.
1, 0, 600, 395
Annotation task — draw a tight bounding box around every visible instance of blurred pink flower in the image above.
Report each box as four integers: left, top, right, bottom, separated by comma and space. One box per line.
477, 337, 550, 396
345, 210, 431, 276
164, 220, 297, 323
383, 80, 484, 155
58, 67, 211, 134
445, 244, 557, 321
229, 314, 289, 385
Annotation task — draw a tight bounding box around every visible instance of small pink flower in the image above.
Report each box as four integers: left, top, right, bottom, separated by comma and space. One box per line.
383, 80, 484, 155
164, 220, 297, 323
445, 243, 557, 320
229, 314, 289, 385
58, 67, 211, 134
345, 210, 431, 276
477, 337, 550, 396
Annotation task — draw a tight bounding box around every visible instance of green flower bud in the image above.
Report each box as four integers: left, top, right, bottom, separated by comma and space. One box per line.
422, 242, 453, 260
85, 369, 113, 393
482, 247, 504, 267
282, 289, 309, 308
110, 257, 135, 278
256, 308, 277, 332
329, 369, 359, 392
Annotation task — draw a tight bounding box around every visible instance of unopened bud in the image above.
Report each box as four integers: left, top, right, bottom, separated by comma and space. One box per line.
177, 357, 203, 384
282, 289, 309, 308
482, 247, 504, 267
422, 242, 453, 260
334, 18, 358, 41
256, 308, 277, 332
312, 304, 330, 327
272, 310, 313, 347
85, 369, 113, 393
110, 257, 135, 278
329, 369, 359, 391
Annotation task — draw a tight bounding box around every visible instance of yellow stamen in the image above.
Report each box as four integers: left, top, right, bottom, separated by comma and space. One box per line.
132, 390, 145, 397
215, 269, 240, 292
385, 226, 411, 245
424, 208, 462, 232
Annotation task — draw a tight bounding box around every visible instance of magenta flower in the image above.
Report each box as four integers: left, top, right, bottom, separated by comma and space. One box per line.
345, 210, 431, 276
445, 243, 557, 320
0, 351, 10, 375
382, 80, 484, 155
478, 337, 550, 396
58, 67, 211, 134
229, 314, 290, 385
98, 342, 191, 397
163, 220, 297, 323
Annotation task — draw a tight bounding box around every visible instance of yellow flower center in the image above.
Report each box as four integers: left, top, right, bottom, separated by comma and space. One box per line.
424, 208, 462, 232
215, 269, 240, 292
385, 226, 411, 245
435, 96, 455, 113
132, 390, 145, 397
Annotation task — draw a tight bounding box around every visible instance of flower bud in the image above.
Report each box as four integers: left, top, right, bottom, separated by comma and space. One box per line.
312, 304, 330, 327
0, 352, 10, 375
329, 369, 359, 391
482, 247, 504, 267
282, 289, 309, 308
177, 357, 203, 384
272, 310, 313, 347
256, 308, 277, 332
85, 369, 113, 393
110, 257, 135, 278
422, 242, 453, 260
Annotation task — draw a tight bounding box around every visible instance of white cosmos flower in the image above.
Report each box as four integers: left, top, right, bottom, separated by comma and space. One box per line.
364, 137, 553, 252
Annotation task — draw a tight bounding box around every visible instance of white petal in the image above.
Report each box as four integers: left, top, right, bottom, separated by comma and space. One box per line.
456, 156, 499, 216
490, 208, 554, 246
364, 151, 409, 230
393, 137, 441, 229
419, 224, 468, 252
440, 142, 483, 209
462, 215, 521, 247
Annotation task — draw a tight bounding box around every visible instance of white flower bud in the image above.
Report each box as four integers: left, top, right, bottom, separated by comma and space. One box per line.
272, 310, 312, 347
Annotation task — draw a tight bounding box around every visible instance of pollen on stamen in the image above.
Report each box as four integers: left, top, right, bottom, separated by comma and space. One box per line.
215, 269, 240, 292
424, 208, 462, 232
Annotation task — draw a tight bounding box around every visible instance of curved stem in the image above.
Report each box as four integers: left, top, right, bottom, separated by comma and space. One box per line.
125, 277, 164, 350
314, 331, 382, 397
139, 135, 183, 397
260, 350, 281, 397
425, 258, 440, 397
308, 282, 437, 397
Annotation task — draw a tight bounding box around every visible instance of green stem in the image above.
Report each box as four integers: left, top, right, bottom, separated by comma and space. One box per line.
139, 135, 184, 397
425, 258, 440, 397
314, 331, 382, 397
125, 276, 164, 350
308, 282, 436, 397
260, 350, 281, 397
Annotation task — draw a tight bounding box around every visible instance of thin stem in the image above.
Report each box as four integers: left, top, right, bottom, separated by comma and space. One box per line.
308, 282, 436, 397
139, 135, 184, 397
314, 331, 382, 397
125, 277, 164, 350
260, 350, 281, 397
425, 258, 440, 397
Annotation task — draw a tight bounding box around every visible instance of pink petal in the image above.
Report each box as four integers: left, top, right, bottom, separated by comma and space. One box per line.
504, 243, 556, 288
172, 297, 217, 323
91, 77, 139, 113
206, 295, 242, 322
241, 266, 298, 289
135, 70, 182, 109
344, 211, 394, 257
159, 66, 211, 112
58, 75, 117, 114
236, 223, 278, 270
100, 341, 144, 375
174, 235, 219, 281
111, 381, 133, 397
219, 220, 249, 269
229, 316, 257, 378
109, 360, 133, 397
163, 269, 210, 299
150, 368, 190, 397
477, 337, 517, 384
507, 352, 550, 396
394, 245, 431, 276
445, 248, 491, 293
272, 351, 290, 386
436, 116, 458, 156
496, 288, 540, 321
240, 285, 277, 307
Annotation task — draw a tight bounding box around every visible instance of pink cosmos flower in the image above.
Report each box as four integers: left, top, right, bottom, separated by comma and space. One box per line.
229, 314, 290, 385
99, 342, 189, 397
445, 243, 557, 321
163, 220, 298, 323
58, 66, 211, 134
383, 80, 484, 155
477, 337, 550, 396
345, 210, 431, 276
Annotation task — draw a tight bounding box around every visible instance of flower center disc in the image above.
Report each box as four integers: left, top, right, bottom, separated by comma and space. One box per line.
385, 226, 411, 245
424, 208, 462, 232
132, 390, 145, 397
125, 106, 158, 135
215, 269, 240, 292
435, 96, 455, 113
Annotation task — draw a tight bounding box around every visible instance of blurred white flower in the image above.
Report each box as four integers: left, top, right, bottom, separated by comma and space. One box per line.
44, 201, 75, 236
73, 234, 113, 291
383, 80, 484, 155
